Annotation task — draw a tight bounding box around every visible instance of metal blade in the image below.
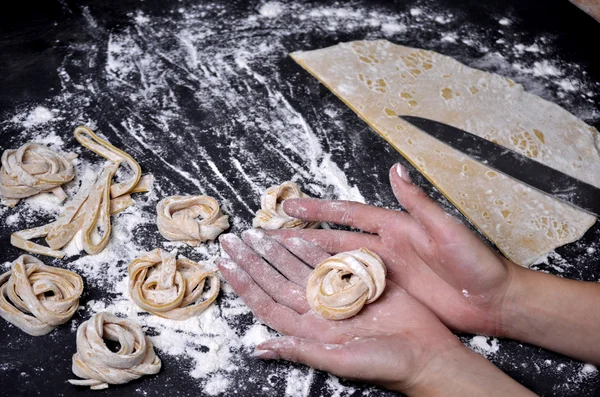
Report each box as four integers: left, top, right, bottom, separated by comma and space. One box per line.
399, 115, 600, 217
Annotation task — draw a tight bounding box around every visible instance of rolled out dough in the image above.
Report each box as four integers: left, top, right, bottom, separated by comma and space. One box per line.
291, 40, 600, 266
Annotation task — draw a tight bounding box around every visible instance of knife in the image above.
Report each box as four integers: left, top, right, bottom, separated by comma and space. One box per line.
398, 115, 600, 217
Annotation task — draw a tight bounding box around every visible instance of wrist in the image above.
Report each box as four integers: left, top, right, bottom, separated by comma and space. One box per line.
496, 262, 540, 339
403, 343, 534, 397
401, 342, 468, 396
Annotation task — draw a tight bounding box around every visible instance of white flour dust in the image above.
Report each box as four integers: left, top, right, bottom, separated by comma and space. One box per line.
1, 0, 599, 396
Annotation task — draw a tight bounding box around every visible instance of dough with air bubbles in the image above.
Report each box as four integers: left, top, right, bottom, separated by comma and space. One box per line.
291, 40, 600, 266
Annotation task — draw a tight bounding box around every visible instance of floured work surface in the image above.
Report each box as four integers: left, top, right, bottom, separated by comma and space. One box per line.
292, 40, 600, 266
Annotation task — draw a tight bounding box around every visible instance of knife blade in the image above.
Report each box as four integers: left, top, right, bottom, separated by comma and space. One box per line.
398, 115, 600, 217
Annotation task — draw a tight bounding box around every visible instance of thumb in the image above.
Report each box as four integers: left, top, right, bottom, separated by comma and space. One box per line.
255, 336, 351, 375
389, 163, 463, 242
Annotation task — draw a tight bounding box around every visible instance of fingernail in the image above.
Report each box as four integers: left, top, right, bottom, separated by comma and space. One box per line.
395, 163, 412, 184
283, 199, 308, 217
251, 349, 279, 359
218, 233, 232, 244
245, 228, 265, 239
259, 337, 296, 350
217, 259, 238, 271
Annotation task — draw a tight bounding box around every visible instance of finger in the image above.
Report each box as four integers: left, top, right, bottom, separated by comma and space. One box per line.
266, 229, 382, 257
282, 198, 394, 234
389, 163, 464, 243
269, 235, 330, 267
241, 229, 312, 286
255, 336, 352, 375
217, 258, 303, 335
219, 234, 309, 313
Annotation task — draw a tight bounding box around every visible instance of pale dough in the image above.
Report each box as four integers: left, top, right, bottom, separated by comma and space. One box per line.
69, 312, 161, 390
156, 195, 229, 246
0, 255, 83, 336
291, 40, 600, 266
253, 181, 320, 230
0, 143, 77, 207
10, 126, 152, 258
128, 249, 220, 320
306, 248, 386, 320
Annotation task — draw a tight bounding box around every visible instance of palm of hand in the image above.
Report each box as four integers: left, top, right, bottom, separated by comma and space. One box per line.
268, 164, 515, 335
218, 229, 460, 388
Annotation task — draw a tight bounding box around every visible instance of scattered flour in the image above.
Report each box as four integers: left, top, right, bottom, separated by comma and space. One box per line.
205, 373, 232, 396
20, 106, 54, 128
285, 368, 314, 397
581, 364, 598, 375
441, 33, 458, 43
532, 60, 563, 77
469, 335, 500, 357
259, 1, 283, 18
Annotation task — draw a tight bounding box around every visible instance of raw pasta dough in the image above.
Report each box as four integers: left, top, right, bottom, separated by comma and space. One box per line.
10, 126, 152, 258
128, 249, 220, 320
156, 195, 229, 246
291, 40, 600, 266
0, 255, 83, 336
253, 181, 320, 230
0, 143, 77, 207
69, 312, 161, 390
307, 248, 386, 320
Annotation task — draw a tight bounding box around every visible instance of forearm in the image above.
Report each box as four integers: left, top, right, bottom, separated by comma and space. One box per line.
500, 263, 600, 364
569, 0, 600, 22
404, 346, 535, 397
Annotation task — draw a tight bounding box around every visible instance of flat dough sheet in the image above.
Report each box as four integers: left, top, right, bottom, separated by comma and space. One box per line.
291, 40, 600, 266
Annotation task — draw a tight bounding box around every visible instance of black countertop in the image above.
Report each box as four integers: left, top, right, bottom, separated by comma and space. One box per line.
1, 0, 599, 396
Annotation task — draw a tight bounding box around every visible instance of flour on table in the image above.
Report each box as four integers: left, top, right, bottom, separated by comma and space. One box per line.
258, 1, 283, 18
16, 106, 55, 128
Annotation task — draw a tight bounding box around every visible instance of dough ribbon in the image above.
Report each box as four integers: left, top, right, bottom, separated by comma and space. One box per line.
156, 195, 229, 246
69, 312, 161, 390
128, 249, 220, 320
0, 255, 83, 336
306, 248, 386, 320
252, 181, 320, 230
0, 143, 77, 207
10, 126, 152, 258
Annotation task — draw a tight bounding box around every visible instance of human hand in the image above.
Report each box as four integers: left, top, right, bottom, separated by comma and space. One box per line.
266, 163, 518, 336
217, 230, 534, 396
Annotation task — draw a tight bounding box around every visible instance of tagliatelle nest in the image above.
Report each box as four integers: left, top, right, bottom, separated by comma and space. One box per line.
0, 143, 77, 207
68, 312, 161, 390
306, 248, 387, 320
252, 181, 320, 230
156, 195, 229, 246
128, 248, 220, 320
0, 255, 83, 336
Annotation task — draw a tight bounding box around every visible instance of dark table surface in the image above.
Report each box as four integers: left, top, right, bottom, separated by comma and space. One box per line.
1, 0, 599, 396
